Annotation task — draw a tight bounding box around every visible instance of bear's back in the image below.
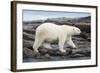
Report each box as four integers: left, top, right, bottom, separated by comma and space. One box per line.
39, 23, 59, 28
36, 23, 60, 32
36, 23, 73, 35
35, 23, 61, 40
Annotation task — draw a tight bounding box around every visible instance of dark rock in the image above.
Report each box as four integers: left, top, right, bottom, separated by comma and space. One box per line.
33, 52, 41, 58
87, 38, 91, 42
71, 49, 91, 57
34, 53, 51, 59
23, 32, 35, 41
69, 53, 85, 58
44, 54, 51, 59
82, 50, 91, 57
23, 40, 33, 48
38, 48, 48, 55
80, 33, 88, 39
32, 24, 40, 29
47, 49, 72, 56
48, 49, 63, 56
23, 48, 33, 58
23, 29, 36, 34
66, 49, 73, 55
27, 46, 33, 50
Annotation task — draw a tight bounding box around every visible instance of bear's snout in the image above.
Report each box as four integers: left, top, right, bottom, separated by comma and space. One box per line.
77, 29, 81, 35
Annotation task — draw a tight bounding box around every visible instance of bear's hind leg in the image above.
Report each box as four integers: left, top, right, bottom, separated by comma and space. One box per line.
33, 38, 44, 53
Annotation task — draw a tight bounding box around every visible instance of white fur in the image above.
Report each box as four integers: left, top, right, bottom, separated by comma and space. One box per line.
33, 23, 81, 53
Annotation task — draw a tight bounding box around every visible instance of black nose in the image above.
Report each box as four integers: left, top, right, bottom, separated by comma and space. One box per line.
80, 32, 84, 35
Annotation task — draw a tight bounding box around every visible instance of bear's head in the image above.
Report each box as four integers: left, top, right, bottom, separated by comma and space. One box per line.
72, 27, 81, 35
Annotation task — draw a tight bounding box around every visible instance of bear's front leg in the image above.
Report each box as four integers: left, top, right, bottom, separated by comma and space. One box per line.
58, 35, 66, 53
67, 37, 77, 49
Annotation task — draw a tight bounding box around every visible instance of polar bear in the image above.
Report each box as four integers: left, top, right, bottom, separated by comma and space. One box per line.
33, 23, 81, 53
